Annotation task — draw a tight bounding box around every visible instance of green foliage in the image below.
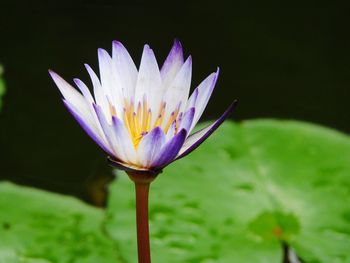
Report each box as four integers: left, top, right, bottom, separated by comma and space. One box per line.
106, 120, 350, 262
1, 120, 350, 262
0, 182, 122, 263
0, 64, 5, 110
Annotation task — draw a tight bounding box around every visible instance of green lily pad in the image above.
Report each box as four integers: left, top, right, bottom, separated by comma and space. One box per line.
0, 64, 5, 110
106, 120, 350, 263
1, 119, 349, 262
0, 182, 122, 263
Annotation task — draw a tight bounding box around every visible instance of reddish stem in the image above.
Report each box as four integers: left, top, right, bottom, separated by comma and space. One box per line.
128, 172, 157, 263
135, 181, 151, 263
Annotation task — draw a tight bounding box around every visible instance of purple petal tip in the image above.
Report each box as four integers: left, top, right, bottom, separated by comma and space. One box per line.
152, 126, 163, 133
48, 69, 57, 77
186, 55, 192, 64
112, 40, 127, 53
176, 99, 238, 160
173, 38, 183, 50
214, 68, 220, 83
112, 40, 122, 46
98, 48, 108, 56
178, 128, 187, 137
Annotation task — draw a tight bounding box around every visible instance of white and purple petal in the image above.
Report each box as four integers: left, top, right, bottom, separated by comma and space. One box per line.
186, 88, 198, 109
98, 48, 123, 113
165, 120, 177, 142
63, 100, 114, 157
162, 56, 192, 129
73, 78, 108, 137
160, 39, 184, 89
187, 68, 220, 132
92, 103, 138, 164
93, 103, 126, 161
176, 100, 238, 160
112, 41, 138, 99
49, 70, 90, 115
179, 107, 195, 133
137, 127, 166, 167
151, 128, 187, 169
84, 64, 111, 118
135, 45, 163, 124
111, 115, 138, 164
73, 78, 95, 104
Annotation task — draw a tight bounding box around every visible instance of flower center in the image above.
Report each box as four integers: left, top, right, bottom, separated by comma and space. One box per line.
112, 98, 180, 149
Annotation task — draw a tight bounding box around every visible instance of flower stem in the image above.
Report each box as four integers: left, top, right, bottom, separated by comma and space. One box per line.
134, 181, 151, 263
128, 172, 157, 263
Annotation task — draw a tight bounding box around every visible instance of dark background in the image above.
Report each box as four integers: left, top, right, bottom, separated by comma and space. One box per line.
0, 1, 349, 204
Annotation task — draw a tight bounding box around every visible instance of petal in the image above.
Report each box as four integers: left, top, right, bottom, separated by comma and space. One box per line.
112, 41, 138, 99
137, 127, 166, 167
176, 100, 238, 160
135, 45, 163, 125
63, 99, 114, 157
85, 64, 110, 117
186, 88, 198, 109
98, 48, 123, 114
93, 102, 138, 164
49, 70, 89, 115
73, 78, 95, 104
73, 78, 108, 136
160, 39, 184, 89
112, 115, 138, 164
162, 56, 192, 128
179, 107, 195, 133
165, 120, 177, 141
187, 68, 219, 131
151, 128, 187, 169
93, 103, 126, 161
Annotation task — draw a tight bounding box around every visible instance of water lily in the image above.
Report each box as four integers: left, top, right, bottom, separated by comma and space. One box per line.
49, 40, 237, 175
50, 40, 237, 263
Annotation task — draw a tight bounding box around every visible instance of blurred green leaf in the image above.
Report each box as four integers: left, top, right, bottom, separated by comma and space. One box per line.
106, 120, 350, 263
0, 64, 5, 110
0, 182, 122, 263
1, 120, 350, 262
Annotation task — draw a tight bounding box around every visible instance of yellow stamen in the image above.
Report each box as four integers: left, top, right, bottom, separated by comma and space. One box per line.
123, 108, 132, 136
133, 134, 144, 148
134, 103, 142, 135
142, 97, 148, 132
164, 109, 179, 133
120, 97, 182, 149
145, 110, 151, 131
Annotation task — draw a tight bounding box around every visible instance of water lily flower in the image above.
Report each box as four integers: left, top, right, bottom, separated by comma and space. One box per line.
50, 40, 237, 263
49, 40, 237, 175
